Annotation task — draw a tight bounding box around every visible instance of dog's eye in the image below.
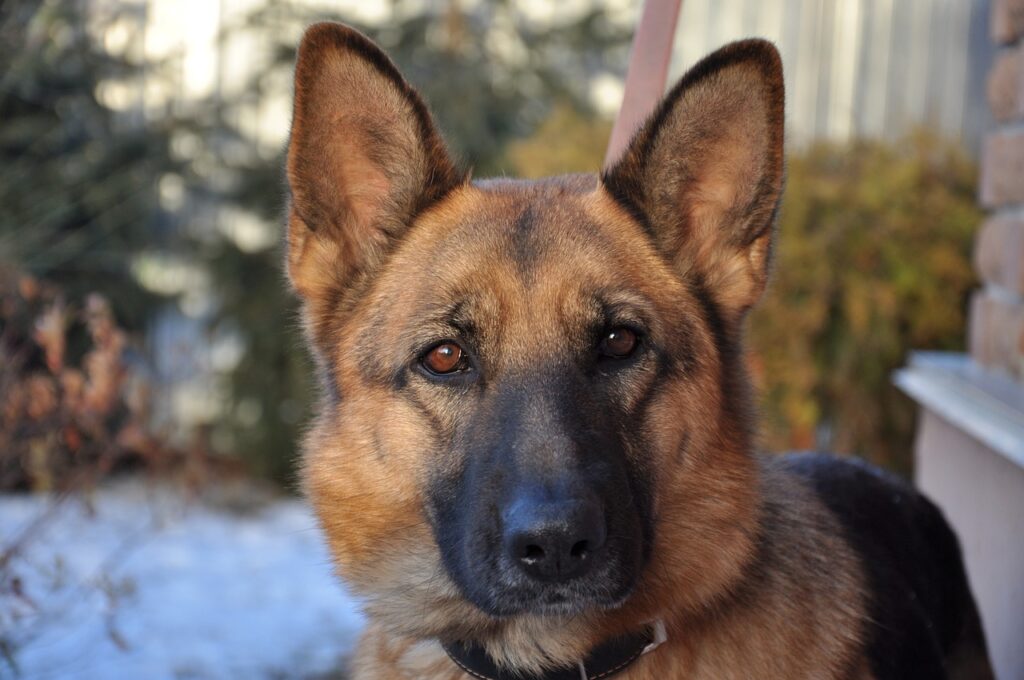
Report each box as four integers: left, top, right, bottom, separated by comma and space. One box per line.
422, 342, 469, 375
599, 327, 639, 359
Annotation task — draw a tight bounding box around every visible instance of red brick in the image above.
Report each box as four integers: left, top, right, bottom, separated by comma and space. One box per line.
993, 0, 1024, 44
976, 215, 1024, 294
969, 289, 1024, 377
981, 131, 1024, 208
988, 47, 1024, 122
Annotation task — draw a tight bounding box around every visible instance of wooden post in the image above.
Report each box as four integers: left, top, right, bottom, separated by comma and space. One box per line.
603, 0, 683, 169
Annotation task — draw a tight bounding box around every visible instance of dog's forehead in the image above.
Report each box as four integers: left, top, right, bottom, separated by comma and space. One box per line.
385, 177, 647, 320
399, 176, 635, 286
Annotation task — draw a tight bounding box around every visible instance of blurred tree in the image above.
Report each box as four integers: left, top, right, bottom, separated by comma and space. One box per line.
242, 0, 629, 175
748, 133, 980, 474
504, 101, 612, 178
0, 270, 196, 492
0, 0, 186, 333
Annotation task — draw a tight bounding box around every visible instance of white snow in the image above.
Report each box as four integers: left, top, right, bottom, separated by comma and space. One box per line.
1, 481, 366, 679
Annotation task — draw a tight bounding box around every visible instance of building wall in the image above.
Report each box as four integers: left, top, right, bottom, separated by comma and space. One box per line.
670, 0, 995, 153
973, 0, 1024, 378
901, 1, 1024, 677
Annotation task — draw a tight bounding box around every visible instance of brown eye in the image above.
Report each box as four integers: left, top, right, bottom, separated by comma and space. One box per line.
422, 342, 467, 375
600, 327, 638, 359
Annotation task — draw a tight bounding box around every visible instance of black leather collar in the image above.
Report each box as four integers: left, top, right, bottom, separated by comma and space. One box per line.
442, 621, 666, 680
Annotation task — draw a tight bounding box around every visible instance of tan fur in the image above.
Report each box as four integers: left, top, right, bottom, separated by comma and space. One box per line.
286, 23, 873, 680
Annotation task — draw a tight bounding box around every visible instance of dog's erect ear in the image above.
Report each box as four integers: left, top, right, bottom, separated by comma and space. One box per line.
603, 40, 785, 323
285, 22, 463, 303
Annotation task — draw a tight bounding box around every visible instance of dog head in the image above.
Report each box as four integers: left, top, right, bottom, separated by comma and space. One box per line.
286, 22, 784, 667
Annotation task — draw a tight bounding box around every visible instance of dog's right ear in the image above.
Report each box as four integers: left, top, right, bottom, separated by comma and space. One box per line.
285, 22, 463, 307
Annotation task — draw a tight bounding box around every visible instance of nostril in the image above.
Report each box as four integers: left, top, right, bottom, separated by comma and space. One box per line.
503, 494, 607, 581
522, 544, 545, 563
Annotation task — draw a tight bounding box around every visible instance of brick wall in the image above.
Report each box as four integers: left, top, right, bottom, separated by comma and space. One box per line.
973, 0, 1024, 377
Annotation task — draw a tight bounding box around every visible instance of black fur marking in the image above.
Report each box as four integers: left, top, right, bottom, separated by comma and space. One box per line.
447, 299, 483, 352
401, 385, 447, 440
783, 453, 990, 680
600, 181, 657, 241
506, 203, 543, 286
622, 350, 670, 421
314, 355, 342, 407
687, 272, 755, 451
511, 205, 537, 274
687, 274, 728, 359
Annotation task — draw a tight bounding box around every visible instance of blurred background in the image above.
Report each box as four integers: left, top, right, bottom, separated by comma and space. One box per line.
2, 0, 1018, 678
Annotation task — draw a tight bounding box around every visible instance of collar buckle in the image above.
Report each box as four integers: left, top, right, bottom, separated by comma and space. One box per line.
641, 619, 668, 656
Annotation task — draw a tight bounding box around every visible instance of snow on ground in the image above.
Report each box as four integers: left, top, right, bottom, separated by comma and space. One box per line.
0, 481, 365, 679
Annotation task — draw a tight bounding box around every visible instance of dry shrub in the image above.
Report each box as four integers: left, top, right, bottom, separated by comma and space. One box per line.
748, 133, 979, 473
0, 268, 202, 491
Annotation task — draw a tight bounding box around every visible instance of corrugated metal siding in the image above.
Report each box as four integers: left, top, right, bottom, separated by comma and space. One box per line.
670, 0, 995, 154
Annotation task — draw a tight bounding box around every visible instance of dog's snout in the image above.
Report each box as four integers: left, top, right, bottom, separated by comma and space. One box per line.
503, 495, 607, 582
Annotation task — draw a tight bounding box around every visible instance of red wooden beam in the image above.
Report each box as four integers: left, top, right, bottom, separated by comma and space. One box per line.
604, 0, 683, 169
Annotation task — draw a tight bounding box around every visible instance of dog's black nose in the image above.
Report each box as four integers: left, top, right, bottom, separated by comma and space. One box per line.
503, 495, 607, 582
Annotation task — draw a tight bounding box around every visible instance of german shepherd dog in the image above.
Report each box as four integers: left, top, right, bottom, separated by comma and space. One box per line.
284, 22, 993, 680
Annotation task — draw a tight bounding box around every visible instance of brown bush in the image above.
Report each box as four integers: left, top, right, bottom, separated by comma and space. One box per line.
0, 269, 189, 491
748, 133, 980, 473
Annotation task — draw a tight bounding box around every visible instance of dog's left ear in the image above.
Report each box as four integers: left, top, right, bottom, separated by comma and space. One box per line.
603, 40, 784, 323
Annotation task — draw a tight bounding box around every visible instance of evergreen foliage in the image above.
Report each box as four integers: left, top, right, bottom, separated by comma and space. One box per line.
0, 0, 185, 331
